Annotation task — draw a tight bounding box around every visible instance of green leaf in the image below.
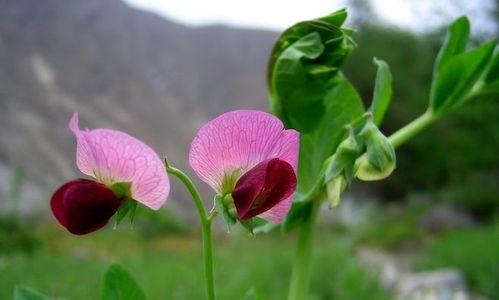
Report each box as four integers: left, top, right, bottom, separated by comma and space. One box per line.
269, 10, 364, 230
355, 120, 396, 181
484, 51, 499, 85
268, 9, 356, 133
270, 32, 327, 132
479, 50, 499, 99
213, 194, 236, 232
432, 16, 470, 78
281, 201, 313, 234
14, 286, 50, 300
476, 81, 499, 98
469, 51, 499, 99
369, 58, 392, 125
101, 263, 147, 300
430, 40, 496, 114
296, 76, 364, 198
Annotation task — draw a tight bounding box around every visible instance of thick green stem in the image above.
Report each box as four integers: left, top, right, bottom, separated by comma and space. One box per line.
166, 165, 216, 300
388, 110, 437, 149
288, 198, 321, 300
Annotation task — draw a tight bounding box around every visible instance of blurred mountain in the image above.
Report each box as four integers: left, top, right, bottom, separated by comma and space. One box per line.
0, 0, 277, 211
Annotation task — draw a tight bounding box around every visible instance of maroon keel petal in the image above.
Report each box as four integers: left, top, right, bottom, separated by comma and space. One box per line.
232, 158, 297, 220
51, 179, 124, 235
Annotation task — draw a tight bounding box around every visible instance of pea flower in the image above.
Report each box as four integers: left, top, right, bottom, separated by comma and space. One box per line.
189, 110, 299, 223
51, 113, 170, 235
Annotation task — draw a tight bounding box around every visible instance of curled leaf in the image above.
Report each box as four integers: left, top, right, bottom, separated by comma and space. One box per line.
268, 9, 356, 132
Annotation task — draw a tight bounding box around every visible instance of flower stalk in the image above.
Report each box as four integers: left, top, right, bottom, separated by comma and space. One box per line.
165, 163, 216, 300
287, 110, 439, 299
388, 110, 437, 149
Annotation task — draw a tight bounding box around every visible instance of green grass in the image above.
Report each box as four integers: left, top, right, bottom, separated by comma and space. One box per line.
0, 226, 388, 300
416, 222, 499, 299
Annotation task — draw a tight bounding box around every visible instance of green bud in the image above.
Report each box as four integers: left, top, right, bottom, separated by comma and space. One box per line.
326, 175, 347, 208
325, 128, 360, 183
355, 120, 396, 181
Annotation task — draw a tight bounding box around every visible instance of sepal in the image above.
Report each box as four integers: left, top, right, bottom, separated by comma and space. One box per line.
213, 194, 237, 232
239, 217, 267, 235
110, 182, 137, 228
114, 198, 138, 228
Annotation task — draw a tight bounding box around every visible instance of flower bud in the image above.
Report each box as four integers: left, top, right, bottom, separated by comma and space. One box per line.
325, 130, 359, 183
355, 120, 396, 181
326, 175, 347, 208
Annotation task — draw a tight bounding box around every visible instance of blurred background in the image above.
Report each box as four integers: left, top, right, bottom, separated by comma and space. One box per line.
0, 0, 497, 299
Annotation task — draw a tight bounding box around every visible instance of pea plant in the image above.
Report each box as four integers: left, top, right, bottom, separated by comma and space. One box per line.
14, 8, 497, 300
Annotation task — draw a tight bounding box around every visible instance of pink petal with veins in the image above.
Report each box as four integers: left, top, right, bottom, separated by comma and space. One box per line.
189, 110, 299, 222
69, 113, 169, 210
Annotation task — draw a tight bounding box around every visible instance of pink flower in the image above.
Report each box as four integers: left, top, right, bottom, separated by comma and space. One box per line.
189, 110, 299, 223
51, 113, 170, 235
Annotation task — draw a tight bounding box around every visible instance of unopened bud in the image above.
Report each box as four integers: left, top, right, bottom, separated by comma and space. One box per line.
355, 120, 396, 181
326, 176, 347, 208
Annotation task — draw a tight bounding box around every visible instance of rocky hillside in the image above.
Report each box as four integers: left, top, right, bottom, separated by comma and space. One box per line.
0, 0, 277, 211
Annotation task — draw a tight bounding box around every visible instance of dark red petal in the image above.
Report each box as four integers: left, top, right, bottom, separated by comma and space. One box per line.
232, 158, 297, 220
51, 179, 92, 227
50, 179, 123, 235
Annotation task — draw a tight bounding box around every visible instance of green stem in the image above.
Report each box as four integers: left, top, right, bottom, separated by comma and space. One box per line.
288, 198, 321, 300
201, 218, 215, 300
388, 110, 437, 149
165, 165, 216, 300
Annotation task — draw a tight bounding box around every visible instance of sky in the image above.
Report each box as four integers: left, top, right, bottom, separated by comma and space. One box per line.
124, 0, 497, 34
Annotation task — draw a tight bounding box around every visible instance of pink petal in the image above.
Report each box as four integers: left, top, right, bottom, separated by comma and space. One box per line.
189, 110, 300, 195
259, 198, 293, 223
69, 113, 169, 210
